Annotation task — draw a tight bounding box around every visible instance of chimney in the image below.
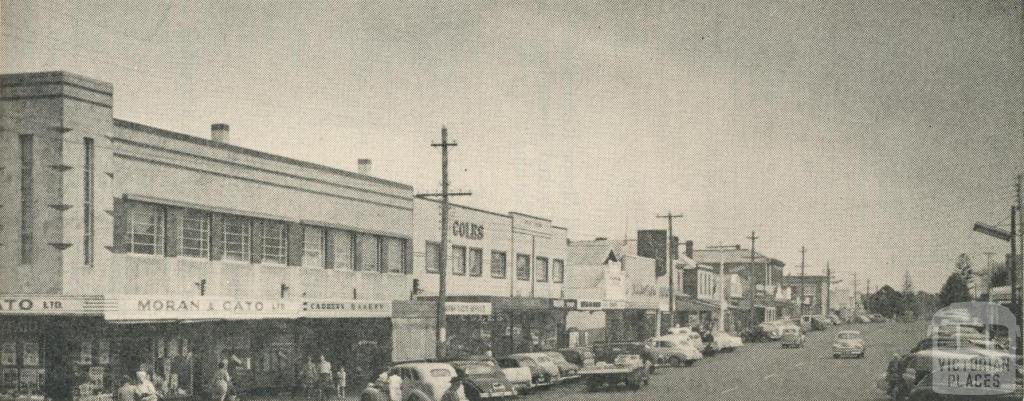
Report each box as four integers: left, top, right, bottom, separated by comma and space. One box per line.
211, 123, 229, 143
685, 240, 694, 258
358, 159, 372, 175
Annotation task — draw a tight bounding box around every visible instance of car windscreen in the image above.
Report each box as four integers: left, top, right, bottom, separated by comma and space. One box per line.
459, 364, 498, 376
430, 368, 453, 378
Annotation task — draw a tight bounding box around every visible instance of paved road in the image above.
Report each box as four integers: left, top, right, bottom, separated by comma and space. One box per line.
525, 320, 927, 401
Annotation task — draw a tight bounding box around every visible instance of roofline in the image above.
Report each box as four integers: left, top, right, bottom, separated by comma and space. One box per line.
113, 119, 414, 190
509, 211, 552, 222
414, 195, 511, 219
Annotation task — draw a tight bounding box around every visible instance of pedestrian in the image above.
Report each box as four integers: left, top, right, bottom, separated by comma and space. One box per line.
387, 370, 402, 401
316, 356, 332, 401
116, 375, 137, 401
299, 357, 318, 401
211, 361, 231, 401
334, 366, 346, 400
439, 377, 466, 401
135, 371, 159, 401
455, 370, 480, 401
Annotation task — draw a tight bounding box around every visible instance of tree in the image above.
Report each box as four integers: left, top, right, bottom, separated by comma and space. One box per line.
938, 272, 971, 308
865, 285, 904, 318
902, 271, 917, 318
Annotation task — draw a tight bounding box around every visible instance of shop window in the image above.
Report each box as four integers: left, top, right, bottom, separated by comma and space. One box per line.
0, 338, 45, 401
490, 251, 507, 279
223, 215, 252, 262
262, 220, 288, 265
128, 202, 165, 255
83, 137, 94, 266
468, 248, 483, 277
381, 237, 406, 274
552, 259, 564, 283
329, 230, 355, 270
303, 226, 326, 268
425, 242, 442, 274
516, 254, 530, 281
451, 246, 467, 276
19, 135, 33, 264
535, 257, 549, 282
355, 233, 379, 272
180, 209, 210, 259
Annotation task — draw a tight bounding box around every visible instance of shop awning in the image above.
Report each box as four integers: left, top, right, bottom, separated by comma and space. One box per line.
674, 298, 719, 312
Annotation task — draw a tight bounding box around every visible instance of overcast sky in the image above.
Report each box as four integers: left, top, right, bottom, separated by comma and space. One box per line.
3, 0, 1022, 292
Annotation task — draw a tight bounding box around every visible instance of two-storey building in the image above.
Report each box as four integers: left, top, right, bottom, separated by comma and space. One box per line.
1, 71, 415, 401
691, 246, 787, 329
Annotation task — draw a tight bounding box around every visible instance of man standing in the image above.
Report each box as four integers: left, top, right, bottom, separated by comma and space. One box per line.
334, 366, 346, 400
387, 371, 402, 401
316, 356, 332, 401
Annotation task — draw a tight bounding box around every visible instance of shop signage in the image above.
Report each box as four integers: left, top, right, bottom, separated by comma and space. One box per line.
575, 299, 604, 311
0, 296, 104, 315
452, 220, 484, 240
302, 300, 393, 318
106, 296, 295, 320
444, 302, 492, 316
604, 300, 627, 310
550, 299, 576, 310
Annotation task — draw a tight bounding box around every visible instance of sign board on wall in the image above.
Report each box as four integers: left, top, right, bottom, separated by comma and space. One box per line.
0, 296, 107, 315
575, 299, 604, 311
106, 296, 296, 320
444, 302, 492, 316
302, 300, 393, 318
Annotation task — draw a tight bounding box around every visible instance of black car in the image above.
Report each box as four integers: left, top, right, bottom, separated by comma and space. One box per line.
449, 360, 517, 399
591, 342, 657, 374
556, 347, 595, 368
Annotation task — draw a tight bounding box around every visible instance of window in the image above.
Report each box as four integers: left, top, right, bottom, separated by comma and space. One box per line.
180, 209, 210, 258
127, 202, 165, 255
490, 251, 507, 279
425, 241, 442, 274
381, 237, 406, 273
303, 226, 326, 268
355, 233, 379, 271
82, 138, 94, 266
330, 230, 355, 270
536, 257, 549, 282
19, 135, 32, 264
262, 221, 287, 265
452, 245, 467, 276
552, 259, 564, 283
223, 215, 251, 262
468, 248, 483, 277
516, 254, 530, 281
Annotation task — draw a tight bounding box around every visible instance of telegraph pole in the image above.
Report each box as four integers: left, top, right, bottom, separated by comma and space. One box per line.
852, 272, 858, 314
709, 244, 738, 332
421, 126, 471, 360
825, 262, 831, 316
658, 212, 683, 332
799, 246, 806, 317
747, 231, 758, 324
1016, 175, 1022, 306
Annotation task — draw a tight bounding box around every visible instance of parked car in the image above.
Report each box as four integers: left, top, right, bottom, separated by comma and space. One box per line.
592, 342, 656, 374
756, 321, 782, 340
556, 347, 595, 368
578, 354, 650, 392
448, 360, 517, 399
877, 347, 1022, 400
360, 362, 457, 401
486, 358, 533, 394
832, 330, 865, 358
711, 331, 744, 351
542, 351, 580, 380
499, 353, 560, 386
780, 327, 805, 348
646, 336, 703, 367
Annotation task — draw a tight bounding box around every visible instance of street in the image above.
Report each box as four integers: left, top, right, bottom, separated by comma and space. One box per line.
524, 321, 926, 401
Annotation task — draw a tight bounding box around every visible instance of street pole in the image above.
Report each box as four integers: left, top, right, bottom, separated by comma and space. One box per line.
747, 231, 758, 325
852, 272, 858, 314
1011, 206, 1018, 309
423, 126, 471, 360
799, 246, 806, 317
708, 244, 736, 332
658, 212, 683, 332
825, 262, 831, 317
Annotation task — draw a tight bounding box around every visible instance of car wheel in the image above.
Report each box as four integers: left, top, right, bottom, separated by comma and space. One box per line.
669, 356, 683, 367
684, 360, 694, 367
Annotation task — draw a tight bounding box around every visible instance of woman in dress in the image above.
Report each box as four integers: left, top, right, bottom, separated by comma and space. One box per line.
211, 361, 231, 401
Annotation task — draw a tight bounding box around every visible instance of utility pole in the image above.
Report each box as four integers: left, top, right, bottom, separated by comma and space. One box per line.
747, 231, 758, 325
657, 212, 683, 332
984, 252, 995, 300
421, 126, 471, 360
825, 262, 831, 317
709, 244, 737, 332
852, 272, 858, 314
1011, 205, 1018, 309
1016, 174, 1022, 306
799, 246, 806, 317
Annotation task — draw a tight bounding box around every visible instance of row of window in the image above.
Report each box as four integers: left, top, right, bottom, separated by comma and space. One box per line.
423, 242, 564, 283
122, 201, 409, 273
698, 272, 715, 297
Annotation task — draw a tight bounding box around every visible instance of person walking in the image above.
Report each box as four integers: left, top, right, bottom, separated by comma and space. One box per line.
316, 356, 332, 401
334, 366, 346, 400
299, 357, 318, 401
116, 375, 137, 401
211, 361, 231, 401
135, 371, 159, 401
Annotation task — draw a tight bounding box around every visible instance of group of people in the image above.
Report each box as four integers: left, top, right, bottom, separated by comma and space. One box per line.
298, 355, 347, 401
116, 371, 161, 401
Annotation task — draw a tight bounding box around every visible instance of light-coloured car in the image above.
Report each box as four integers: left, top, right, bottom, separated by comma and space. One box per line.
360, 362, 457, 401
780, 327, 805, 348
832, 330, 865, 358
711, 331, 744, 351
646, 336, 703, 367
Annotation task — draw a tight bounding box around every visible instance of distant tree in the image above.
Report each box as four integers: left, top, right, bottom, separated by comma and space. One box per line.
914, 291, 939, 318
989, 262, 1009, 288
938, 272, 971, 308
865, 285, 904, 317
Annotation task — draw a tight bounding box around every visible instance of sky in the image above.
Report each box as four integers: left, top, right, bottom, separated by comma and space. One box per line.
3, 0, 1022, 293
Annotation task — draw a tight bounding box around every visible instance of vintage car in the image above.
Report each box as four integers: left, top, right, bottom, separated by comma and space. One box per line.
832, 330, 865, 358
757, 321, 783, 340
541, 351, 580, 380
497, 354, 559, 387
780, 327, 805, 348
448, 360, 517, 399
556, 347, 595, 368
646, 335, 703, 367
711, 331, 744, 352
592, 342, 657, 374
579, 354, 651, 391
359, 362, 457, 401
877, 347, 1022, 401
